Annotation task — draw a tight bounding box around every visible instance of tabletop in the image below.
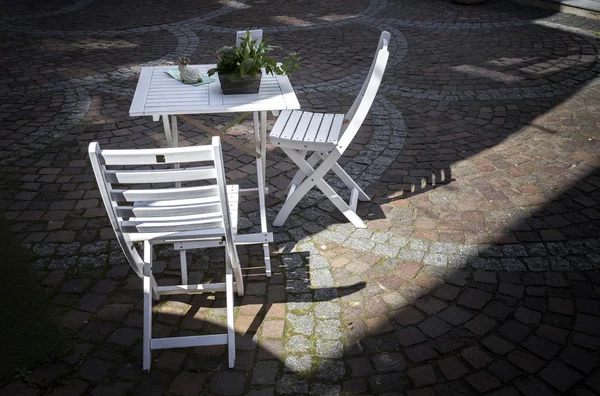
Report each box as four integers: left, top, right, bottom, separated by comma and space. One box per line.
129, 65, 301, 117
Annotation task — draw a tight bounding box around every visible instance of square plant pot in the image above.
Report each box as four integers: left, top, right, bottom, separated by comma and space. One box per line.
218, 72, 262, 95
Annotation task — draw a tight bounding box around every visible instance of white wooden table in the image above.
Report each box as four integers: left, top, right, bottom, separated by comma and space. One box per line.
129, 65, 301, 277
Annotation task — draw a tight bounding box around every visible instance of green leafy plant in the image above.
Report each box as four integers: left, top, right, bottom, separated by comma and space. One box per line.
207, 31, 300, 82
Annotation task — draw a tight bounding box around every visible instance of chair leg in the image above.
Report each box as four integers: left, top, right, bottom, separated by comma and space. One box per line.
142, 241, 153, 371
317, 152, 370, 201
179, 250, 188, 285
230, 244, 244, 296
286, 151, 317, 194
225, 254, 236, 368
274, 148, 366, 228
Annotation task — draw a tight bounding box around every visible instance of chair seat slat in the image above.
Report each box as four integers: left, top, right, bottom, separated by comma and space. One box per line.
280, 111, 303, 140
122, 218, 225, 233
105, 166, 217, 184
303, 113, 324, 142
291, 112, 314, 141
327, 114, 345, 144
315, 114, 335, 143
267, 110, 291, 139
129, 228, 228, 242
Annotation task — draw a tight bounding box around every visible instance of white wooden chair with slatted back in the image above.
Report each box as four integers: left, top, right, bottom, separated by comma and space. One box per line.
236, 29, 263, 47
269, 31, 391, 228
89, 136, 243, 371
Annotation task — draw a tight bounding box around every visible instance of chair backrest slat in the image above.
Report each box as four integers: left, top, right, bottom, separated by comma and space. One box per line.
116, 201, 221, 218
236, 29, 263, 47
339, 31, 390, 151
100, 146, 214, 166
104, 166, 218, 184
111, 185, 219, 203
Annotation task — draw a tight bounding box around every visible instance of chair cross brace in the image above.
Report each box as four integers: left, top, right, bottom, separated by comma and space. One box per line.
273, 147, 370, 228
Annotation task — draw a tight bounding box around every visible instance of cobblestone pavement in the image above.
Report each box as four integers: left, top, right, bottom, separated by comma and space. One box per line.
1, 0, 600, 394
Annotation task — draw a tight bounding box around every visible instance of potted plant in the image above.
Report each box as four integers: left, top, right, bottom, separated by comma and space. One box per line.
208, 31, 300, 95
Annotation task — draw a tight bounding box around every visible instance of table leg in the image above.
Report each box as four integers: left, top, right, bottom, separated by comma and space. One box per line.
162, 114, 174, 148
170, 115, 179, 149
167, 115, 182, 188
253, 111, 271, 277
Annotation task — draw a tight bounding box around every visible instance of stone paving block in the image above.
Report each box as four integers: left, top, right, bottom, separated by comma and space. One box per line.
77, 322, 118, 341
417, 316, 452, 338
404, 345, 438, 363
437, 356, 468, 380
514, 306, 543, 326
392, 306, 425, 326
437, 306, 473, 326
107, 327, 139, 346
48, 379, 89, 396
458, 288, 492, 310
91, 382, 134, 396
445, 270, 470, 286
210, 371, 247, 395
276, 375, 308, 394
396, 326, 426, 347
507, 350, 545, 373
464, 314, 497, 335
251, 360, 280, 384
75, 293, 107, 313
407, 364, 436, 387
368, 372, 409, 393
310, 383, 341, 396
371, 352, 407, 373
317, 339, 344, 358
540, 361, 583, 392
413, 296, 447, 315
499, 320, 532, 342
366, 316, 394, 335
431, 283, 461, 301
473, 271, 497, 284
561, 344, 599, 374
61, 310, 91, 329
575, 313, 600, 336
460, 346, 492, 368
78, 359, 111, 382
481, 335, 515, 355
316, 360, 345, 380
167, 372, 206, 396
514, 375, 555, 395
395, 261, 423, 279
488, 360, 521, 382
466, 371, 501, 393
381, 291, 410, 309
522, 335, 561, 359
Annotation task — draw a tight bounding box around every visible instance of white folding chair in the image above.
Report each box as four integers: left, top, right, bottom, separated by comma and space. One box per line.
236, 29, 263, 47
269, 31, 391, 228
89, 136, 243, 371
